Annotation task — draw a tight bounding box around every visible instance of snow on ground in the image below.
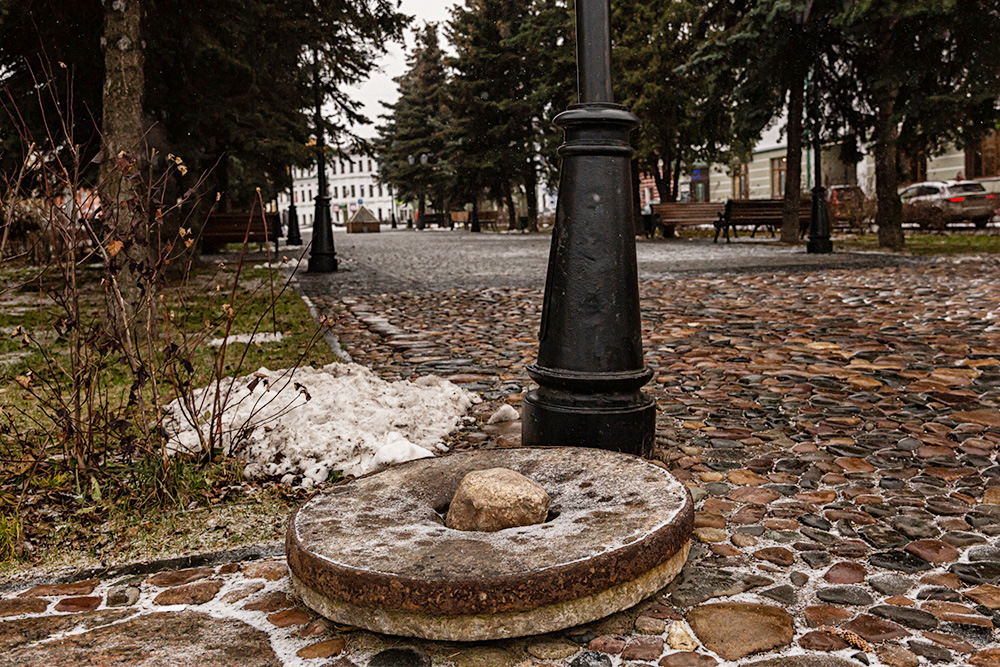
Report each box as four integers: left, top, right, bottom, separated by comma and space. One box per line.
162, 363, 479, 487
207, 332, 286, 347
253, 258, 303, 271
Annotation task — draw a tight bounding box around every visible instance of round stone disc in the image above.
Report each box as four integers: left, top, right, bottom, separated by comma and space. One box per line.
287, 446, 693, 641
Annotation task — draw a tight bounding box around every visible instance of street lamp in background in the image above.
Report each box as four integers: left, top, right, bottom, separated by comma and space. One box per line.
795, 0, 833, 254
806, 85, 833, 253
521, 0, 655, 457
285, 165, 303, 246
409, 153, 429, 230
308, 63, 337, 273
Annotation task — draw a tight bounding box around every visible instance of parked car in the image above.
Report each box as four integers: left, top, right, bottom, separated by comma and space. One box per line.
826, 185, 870, 231
899, 180, 995, 229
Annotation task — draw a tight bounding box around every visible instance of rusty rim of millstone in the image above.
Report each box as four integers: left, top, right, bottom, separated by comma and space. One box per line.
286, 447, 693, 616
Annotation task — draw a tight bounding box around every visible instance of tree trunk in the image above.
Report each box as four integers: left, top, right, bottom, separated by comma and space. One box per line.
505, 189, 517, 231
523, 160, 539, 231
782, 69, 806, 243
651, 154, 668, 202
100, 0, 146, 341
874, 86, 904, 249
417, 193, 426, 229
471, 197, 480, 232
672, 153, 682, 202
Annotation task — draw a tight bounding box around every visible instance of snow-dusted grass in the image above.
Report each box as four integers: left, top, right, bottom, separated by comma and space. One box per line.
207, 332, 286, 347
163, 363, 479, 487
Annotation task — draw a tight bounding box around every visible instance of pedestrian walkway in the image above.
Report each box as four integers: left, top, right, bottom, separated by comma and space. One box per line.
3, 236, 999, 666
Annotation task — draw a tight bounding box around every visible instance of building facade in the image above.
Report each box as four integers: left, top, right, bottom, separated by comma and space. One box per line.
276, 154, 412, 228
639, 126, 1000, 208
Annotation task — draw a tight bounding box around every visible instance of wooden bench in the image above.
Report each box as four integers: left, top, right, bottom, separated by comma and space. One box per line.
477, 210, 499, 231
651, 202, 727, 241
201, 212, 279, 253
418, 212, 450, 229
720, 198, 811, 242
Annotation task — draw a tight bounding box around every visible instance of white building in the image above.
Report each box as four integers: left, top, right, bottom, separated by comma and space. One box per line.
276, 154, 413, 228
639, 122, 1000, 209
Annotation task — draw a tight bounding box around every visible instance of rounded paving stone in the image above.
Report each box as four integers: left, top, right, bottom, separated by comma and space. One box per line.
2, 611, 280, 666
368, 648, 431, 667
287, 447, 693, 640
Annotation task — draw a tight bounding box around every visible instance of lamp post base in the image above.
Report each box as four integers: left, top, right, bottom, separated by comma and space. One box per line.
522, 387, 655, 458
308, 254, 338, 273
807, 238, 833, 254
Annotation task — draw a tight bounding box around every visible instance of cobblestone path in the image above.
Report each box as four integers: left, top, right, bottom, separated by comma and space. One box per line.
3, 235, 1000, 666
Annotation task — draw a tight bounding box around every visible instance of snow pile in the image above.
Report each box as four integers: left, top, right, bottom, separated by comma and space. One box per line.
253, 258, 303, 271
162, 363, 479, 487
207, 332, 286, 347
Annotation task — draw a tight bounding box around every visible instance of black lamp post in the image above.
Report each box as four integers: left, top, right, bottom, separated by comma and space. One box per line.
521, 0, 655, 457
807, 84, 833, 254
285, 165, 303, 246
308, 63, 337, 273
794, 0, 832, 254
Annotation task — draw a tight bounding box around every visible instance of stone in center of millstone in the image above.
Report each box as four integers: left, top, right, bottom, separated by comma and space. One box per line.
445, 467, 550, 532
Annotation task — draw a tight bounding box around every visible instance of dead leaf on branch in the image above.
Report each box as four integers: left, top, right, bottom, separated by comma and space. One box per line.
15, 372, 33, 389
108, 240, 124, 257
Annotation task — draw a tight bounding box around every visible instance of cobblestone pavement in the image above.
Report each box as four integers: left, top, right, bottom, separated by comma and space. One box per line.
4, 234, 1000, 666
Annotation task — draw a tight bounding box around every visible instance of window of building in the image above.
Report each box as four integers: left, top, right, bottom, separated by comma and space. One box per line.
307, 189, 312, 201
732, 162, 750, 200
294, 191, 299, 203
770, 157, 787, 198
331, 186, 337, 199
351, 185, 356, 198
369, 185, 374, 198
368, 159, 373, 172
349, 161, 354, 173
690, 169, 710, 202
898, 148, 928, 184
967, 130, 1000, 179
378, 184, 383, 197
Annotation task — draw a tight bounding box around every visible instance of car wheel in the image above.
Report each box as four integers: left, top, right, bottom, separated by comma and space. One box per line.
974, 217, 991, 229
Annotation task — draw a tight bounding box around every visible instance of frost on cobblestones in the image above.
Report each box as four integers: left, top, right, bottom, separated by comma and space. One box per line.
162, 363, 478, 486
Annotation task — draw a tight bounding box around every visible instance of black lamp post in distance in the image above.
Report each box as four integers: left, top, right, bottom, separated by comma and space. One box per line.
806, 84, 833, 254
285, 165, 303, 246
308, 63, 337, 273
521, 0, 655, 457
794, 1, 832, 254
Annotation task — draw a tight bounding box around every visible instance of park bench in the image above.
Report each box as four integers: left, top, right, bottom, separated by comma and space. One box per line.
650, 202, 727, 241
419, 212, 450, 229
201, 212, 279, 253
451, 211, 468, 228
720, 198, 811, 242
477, 210, 499, 231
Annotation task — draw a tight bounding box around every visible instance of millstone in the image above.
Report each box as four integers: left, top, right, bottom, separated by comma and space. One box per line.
287, 447, 693, 641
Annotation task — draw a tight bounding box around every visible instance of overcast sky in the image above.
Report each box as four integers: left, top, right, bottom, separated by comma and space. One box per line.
348, 0, 460, 138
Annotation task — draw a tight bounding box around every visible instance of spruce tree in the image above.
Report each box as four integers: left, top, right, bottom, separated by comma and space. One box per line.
836, 0, 1000, 249
375, 23, 451, 226
447, 0, 534, 229
614, 0, 730, 206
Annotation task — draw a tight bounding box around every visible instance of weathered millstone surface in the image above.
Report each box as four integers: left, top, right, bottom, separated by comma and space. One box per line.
445, 467, 550, 532
0, 611, 281, 667
287, 447, 693, 640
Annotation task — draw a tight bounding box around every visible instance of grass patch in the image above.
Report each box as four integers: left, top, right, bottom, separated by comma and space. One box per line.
836, 231, 1000, 255
0, 253, 335, 574
0, 513, 23, 565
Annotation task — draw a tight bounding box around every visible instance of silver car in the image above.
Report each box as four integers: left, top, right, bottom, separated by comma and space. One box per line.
900, 180, 996, 229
